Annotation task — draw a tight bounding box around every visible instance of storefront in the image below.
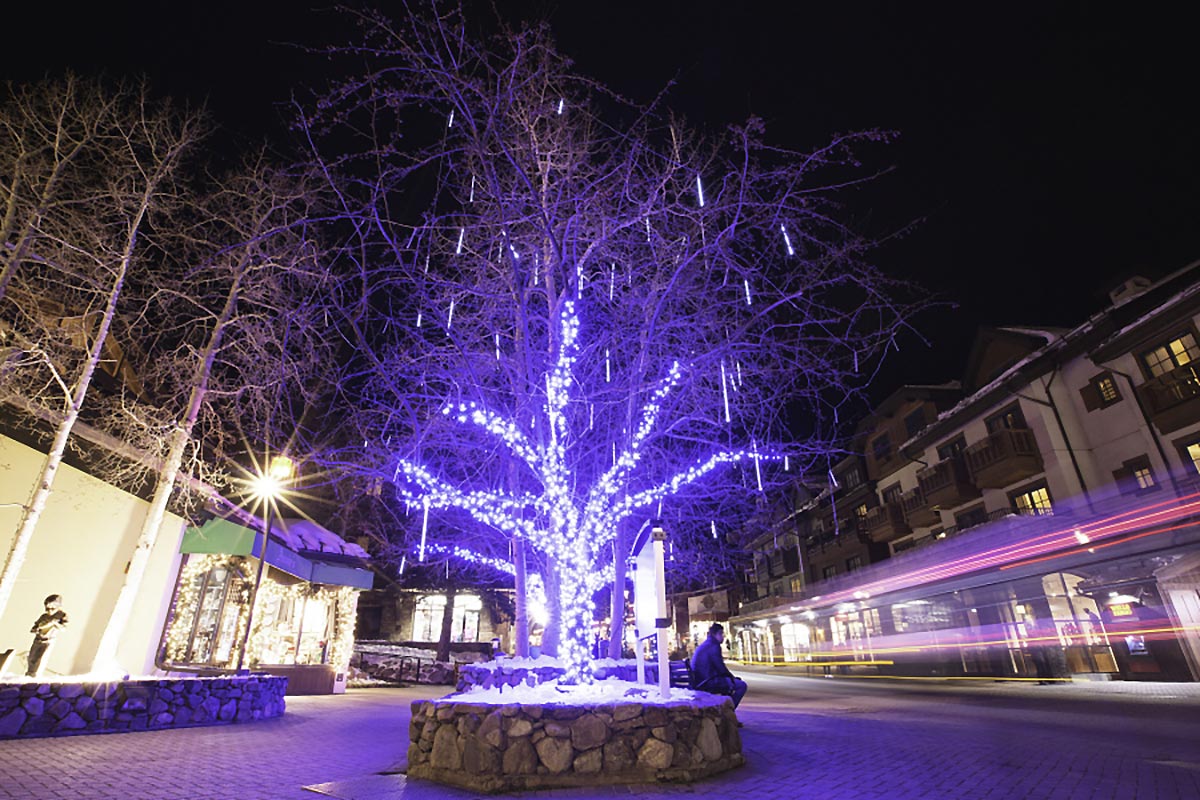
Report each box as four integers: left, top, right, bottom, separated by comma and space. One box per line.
158, 517, 372, 693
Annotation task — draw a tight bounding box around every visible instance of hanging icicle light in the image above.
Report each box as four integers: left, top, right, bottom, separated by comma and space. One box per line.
719, 361, 732, 423
456, 228, 465, 255
609, 264, 616, 301
419, 499, 430, 561
711, 520, 718, 540
752, 439, 764, 491
398, 554, 407, 576
696, 175, 705, 207
557, 98, 565, 115
784, 455, 791, 472
744, 278, 753, 306
448, 109, 455, 128
495, 333, 501, 361
780, 223, 795, 256
416, 310, 423, 328
605, 348, 611, 382
447, 299, 455, 329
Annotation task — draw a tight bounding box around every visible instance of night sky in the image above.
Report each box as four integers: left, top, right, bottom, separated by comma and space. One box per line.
6, 1, 1198, 402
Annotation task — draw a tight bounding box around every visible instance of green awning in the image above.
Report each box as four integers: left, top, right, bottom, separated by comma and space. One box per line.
180, 518, 256, 555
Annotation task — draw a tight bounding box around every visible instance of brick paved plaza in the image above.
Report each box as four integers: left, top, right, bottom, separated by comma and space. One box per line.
1, 669, 1198, 799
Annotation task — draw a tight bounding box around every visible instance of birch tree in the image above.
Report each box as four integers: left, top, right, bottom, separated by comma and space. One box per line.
306, 5, 922, 679
0, 82, 204, 621
89, 157, 332, 672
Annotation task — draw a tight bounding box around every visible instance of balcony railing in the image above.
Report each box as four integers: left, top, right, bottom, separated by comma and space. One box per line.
964, 427, 1043, 489
917, 456, 981, 510
1137, 364, 1200, 434
862, 501, 911, 544
899, 486, 940, 529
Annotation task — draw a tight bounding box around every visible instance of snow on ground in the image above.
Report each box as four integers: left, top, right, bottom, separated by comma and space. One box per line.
446, 677, 698, 705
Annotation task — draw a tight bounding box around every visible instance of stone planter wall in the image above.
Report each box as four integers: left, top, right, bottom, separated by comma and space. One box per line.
0, 675, 287, 739
406, 693, 743, 792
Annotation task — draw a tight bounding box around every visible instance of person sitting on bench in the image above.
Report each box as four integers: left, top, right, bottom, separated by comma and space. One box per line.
691, 623, 747, 709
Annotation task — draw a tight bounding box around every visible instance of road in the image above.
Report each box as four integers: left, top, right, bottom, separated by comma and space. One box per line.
0, 669, 1198, 799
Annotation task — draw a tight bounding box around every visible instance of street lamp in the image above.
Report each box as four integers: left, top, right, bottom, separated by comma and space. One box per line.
235, 454, 295, 672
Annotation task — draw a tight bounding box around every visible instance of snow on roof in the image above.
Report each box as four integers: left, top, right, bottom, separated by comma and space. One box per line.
276, 518, 369, 558
995, 326, 1068, 343
1098, 278, 1200, 351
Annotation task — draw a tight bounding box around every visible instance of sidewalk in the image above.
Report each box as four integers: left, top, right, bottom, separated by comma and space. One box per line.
0, 674, 1198, 799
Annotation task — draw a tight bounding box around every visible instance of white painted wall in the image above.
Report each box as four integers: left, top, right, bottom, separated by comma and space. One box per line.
0, 434, 184, 677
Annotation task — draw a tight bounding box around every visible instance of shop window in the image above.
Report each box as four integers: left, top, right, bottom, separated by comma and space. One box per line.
936, 435, 967, 461
1080, 372, 1123, 411
846, 555, 863, 572
985, 404, 1028, 433
413, 594, 483, 643
1113, 455, 1158, 494
1142, 332, 1200, 378
1010, 482, 1053, 516
164, 558, 249, 668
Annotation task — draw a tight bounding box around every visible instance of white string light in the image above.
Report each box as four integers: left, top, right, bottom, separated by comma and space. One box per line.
780, 223, 794, 256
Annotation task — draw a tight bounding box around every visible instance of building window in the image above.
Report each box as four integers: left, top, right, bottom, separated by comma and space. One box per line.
904, 408, 926, 438
882, 483, 902, 504
1114, 455, 1158, 494
1010, 483, 1053, 516
846, 555, 863, 572
1178, 436, 1200, 476
854, 503, 869, 521
790, 576, 804, 594
1081, 372, 1122, 411
1142, 332, 1200, 378
985, 404, 1028, 433
936, 436, 967, 461
841, 466, 863, 490
871, 433, 892, 463
954, 505, 988, 530
822, 565, 838, 580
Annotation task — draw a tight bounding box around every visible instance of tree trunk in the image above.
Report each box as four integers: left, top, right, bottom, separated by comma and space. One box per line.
513, 538, 529, 657
0, 266, 127, 619
608, 524, 627, 659
436, 583, 457, 663
540, 566, 560, 658
91, 275, 240, 672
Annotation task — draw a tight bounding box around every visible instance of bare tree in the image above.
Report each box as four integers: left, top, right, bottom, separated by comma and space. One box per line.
0, 81, 204, 621
88, 156, 333, 671
305, 6, 923, 679
0, 75, 126, 302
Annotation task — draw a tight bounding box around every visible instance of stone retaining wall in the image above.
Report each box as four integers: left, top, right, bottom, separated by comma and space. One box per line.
406, 693, 743, 792
0, 675, 287, 739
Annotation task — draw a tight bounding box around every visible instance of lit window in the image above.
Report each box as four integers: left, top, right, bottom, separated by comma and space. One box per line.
1098, 377, 1119, 403
1133, 467, 1155, 490
1143, 333, 1200, 377
1011, 485, 1053, 516
1186, 442, 1200, 474
854, 503, 869, 520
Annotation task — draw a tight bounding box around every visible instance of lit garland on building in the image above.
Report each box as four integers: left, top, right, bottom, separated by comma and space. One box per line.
391, 301, 774, 683
162, 554, 251, 667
